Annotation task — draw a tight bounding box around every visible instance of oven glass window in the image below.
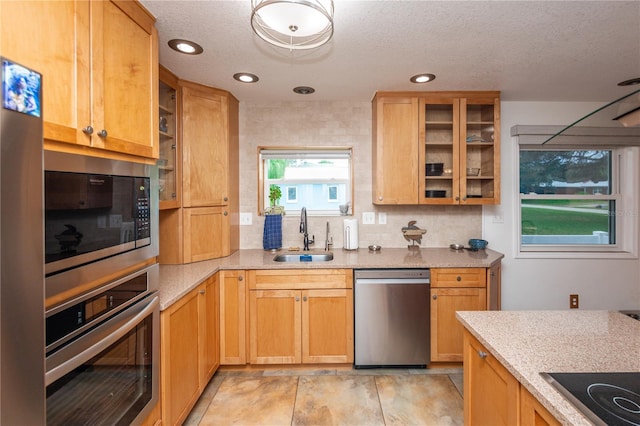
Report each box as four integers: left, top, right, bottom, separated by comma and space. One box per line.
46, 313, 154, 425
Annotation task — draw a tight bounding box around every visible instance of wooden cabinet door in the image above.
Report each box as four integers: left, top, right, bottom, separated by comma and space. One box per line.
90, 0, 157, 159
199, 275, 220, 385
372, 96, 419, 205
431, 287, 486, 362
487, 262, 501, 310
521, 386, 561, 426
0, 0, 90, 147
464, 330, 519, 426
249, 290, 302, 364
183, 207, 230, 262
181, 84, 229, 207
220, 270, 246, 365
302, 289, 354, 363
160, 288, 201, 426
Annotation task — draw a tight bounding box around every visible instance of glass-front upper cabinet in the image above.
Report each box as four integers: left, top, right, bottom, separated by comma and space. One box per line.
419, 92, 500, 205
158, 66, 180, 209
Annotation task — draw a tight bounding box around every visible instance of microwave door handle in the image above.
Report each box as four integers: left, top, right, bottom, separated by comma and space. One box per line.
45, 295, 159, 386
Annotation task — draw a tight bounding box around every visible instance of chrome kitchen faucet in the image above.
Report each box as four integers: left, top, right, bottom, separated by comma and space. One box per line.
300, 207, 314, 251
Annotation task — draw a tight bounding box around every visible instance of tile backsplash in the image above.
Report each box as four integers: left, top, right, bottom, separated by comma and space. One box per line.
238, 101, 482, 250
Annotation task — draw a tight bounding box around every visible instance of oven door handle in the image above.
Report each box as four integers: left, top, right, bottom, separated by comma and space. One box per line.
45, 294, 159, 386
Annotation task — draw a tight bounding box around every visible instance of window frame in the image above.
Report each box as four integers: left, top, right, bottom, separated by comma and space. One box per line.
515, 145, 638, 259
258, 146, 354, 216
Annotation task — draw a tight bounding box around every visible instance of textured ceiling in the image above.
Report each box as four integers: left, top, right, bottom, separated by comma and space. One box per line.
140, 0, 640, 102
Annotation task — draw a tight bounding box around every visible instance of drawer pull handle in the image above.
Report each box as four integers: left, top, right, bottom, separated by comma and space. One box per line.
199, 289, 205, 295
478, 350, 488, 359
456, 276, 462, 282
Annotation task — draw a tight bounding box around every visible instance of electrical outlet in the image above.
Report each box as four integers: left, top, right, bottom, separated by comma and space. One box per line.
570, 294, 579, 309
239, 212, 252, 226
378, 212, 387, 225
362, 212, 375, 224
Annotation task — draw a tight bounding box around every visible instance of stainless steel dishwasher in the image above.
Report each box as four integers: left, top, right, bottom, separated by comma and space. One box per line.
354, 269, 430, 368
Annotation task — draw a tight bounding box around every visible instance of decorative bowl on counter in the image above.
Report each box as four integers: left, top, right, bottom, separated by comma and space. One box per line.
468, 238, 488, 250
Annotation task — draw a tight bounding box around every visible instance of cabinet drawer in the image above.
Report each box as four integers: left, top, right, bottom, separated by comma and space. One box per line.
431, 268, 486, 288
248, 269, 352, 290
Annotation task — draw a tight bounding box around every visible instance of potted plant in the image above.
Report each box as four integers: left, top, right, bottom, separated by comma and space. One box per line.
267, 185, 284, 215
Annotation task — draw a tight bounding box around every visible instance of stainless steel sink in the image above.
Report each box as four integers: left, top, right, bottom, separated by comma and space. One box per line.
273, 252, 334, 262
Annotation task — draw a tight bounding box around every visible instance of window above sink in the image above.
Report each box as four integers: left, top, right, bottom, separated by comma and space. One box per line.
258, 147, 353, 216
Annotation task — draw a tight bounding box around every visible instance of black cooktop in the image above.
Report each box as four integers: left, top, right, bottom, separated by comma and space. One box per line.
541, 372, 640, 426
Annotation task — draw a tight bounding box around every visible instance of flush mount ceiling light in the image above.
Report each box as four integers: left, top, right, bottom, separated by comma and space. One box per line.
410, 73, 436, 84
168, 39, 203, 55
293, 86, 315, 94
251, 0, 334, 50
233, 73, 259, 83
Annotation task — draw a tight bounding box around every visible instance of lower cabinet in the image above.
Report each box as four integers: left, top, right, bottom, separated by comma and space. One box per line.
219, 269, 247, 365
160, 274, 219, 426
248, 269, 354, 365
431, 267, 488, 362
463, 330, 561, 426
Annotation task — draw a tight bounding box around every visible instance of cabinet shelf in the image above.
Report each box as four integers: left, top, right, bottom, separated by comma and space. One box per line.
160, 131, 174, 139
159, 105, 174, 115
159, 165, 175, 171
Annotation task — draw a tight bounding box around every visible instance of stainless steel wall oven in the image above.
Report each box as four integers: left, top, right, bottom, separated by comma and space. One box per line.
45, 264, 159, 425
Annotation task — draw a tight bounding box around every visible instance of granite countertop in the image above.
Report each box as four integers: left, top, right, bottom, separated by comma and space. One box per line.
158, 247, 503, 310
456, 310, 640, 426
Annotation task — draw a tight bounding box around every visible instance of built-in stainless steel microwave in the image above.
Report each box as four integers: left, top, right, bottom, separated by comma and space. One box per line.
44, 151, 158, 307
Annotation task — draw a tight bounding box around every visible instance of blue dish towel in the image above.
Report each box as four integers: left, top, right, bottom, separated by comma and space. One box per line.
263, 214, 282, 250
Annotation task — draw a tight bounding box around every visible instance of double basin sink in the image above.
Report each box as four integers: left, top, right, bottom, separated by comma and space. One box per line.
273, 251, 333, 262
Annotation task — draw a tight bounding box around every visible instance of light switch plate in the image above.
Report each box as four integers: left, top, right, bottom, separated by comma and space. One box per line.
240, 212, 252, 226
378, 212, 387, 225
362, 212, 375, 224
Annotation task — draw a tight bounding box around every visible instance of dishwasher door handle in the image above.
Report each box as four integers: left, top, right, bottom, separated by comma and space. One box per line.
355, 278, 430, 285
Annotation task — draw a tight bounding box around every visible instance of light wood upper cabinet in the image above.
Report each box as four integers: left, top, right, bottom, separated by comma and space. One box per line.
372, 96, 420, 204
158, 66, 181, 209
372, 91, 500, 205
0, 0, 158, 160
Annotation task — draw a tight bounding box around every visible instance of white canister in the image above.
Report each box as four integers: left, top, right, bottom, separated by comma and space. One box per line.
343, 218, 358, 250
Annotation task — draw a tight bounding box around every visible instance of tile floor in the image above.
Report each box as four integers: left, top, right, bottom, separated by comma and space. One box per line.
185, 367, 464, 425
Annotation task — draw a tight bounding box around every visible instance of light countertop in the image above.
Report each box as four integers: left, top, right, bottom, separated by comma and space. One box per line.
158, 247, 503, 310
456, 310, 640, 426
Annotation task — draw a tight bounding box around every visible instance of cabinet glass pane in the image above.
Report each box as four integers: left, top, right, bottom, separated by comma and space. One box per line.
158, 80, 177, 203
465, 103, 495, 199
424, 104, 454, 200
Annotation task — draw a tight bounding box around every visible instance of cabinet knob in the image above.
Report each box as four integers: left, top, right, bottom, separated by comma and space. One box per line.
199, 289, 205, 295
82, 126, 94, 135
490, 271, 495, 277
455, 196, 460, 201
295, 296, 300, 302
97, 129, 108, 138
238, 275, 243, 281
224, 211, 228, 216
378, 196, 383, 201
478, 350, 488, 359
456, 276, 462, 282
303, 296, 308, 302
432, 294, 437, 300
224, 196, 229, 202
462, 197, 467, 201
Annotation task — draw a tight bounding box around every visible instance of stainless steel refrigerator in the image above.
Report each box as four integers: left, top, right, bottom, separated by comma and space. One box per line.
0, 57, 45, 424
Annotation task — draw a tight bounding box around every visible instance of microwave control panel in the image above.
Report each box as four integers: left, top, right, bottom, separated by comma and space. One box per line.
135, 177, 151, 241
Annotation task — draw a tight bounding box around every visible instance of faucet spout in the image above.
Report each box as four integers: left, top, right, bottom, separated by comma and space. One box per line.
300, 207, 314, 251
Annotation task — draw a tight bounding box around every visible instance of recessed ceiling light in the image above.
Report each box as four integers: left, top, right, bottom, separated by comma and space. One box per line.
233, 73, 259, 83
410, 73, 436, 84
618, 77, 640, 86
293, 86, 315, 95
168, 39, 203, 55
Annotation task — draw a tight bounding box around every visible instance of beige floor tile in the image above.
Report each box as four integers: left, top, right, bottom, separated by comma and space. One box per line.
292, 375, 385, 426
375, 375, 463, 425
199, 376, 298, 425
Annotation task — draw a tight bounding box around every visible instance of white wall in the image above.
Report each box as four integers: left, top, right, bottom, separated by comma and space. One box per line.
484, 101, 640, 311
